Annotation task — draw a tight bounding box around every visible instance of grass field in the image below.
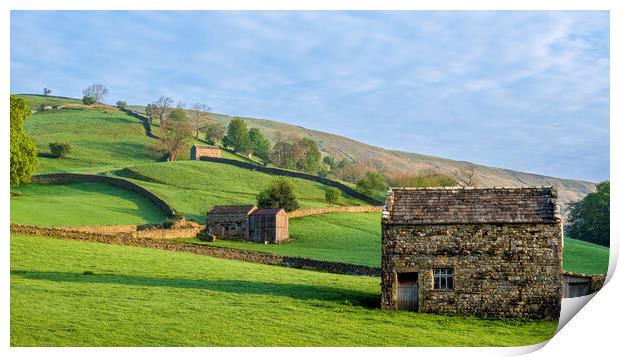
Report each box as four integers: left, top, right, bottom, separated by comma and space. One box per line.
10, 182, 167, 226
110, 161, 368, 221
10, 234, 557, 347
563, 238, 609, 275
193, 212, 609, 275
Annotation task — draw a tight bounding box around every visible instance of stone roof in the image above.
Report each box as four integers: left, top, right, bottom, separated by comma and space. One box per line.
207, 205, 256, 215
382, 186, 560, 225
193, 144, 220, 149
250, 208, 286, 216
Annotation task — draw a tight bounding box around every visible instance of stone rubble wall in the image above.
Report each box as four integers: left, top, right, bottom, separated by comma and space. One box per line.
288, 206, 383, 218
381, 222, 564, 319
11, 224, 379, 276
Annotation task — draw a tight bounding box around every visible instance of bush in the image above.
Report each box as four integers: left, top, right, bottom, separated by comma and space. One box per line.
256, 177, 300, 212
116, 101, 127, 110
356, 171, 387, 197
82, 96, 96, 105
10, 95, 38, 186
49, 142, 72, 159
324, 187, 341, 206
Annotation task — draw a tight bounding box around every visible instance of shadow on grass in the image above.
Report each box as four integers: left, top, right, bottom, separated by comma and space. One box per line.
10, 270, 380, 308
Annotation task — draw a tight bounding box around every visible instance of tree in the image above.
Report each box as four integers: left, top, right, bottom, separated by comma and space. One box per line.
152, 96, 174, 126
248, 128, 271, 160
191, 103, 210, 139
324, 187, 341, 206
10, 95, 38, 186
298, 137, 321, 174
49, 142, 72, 159
82, 84, 108, 103
43, 88, 52, 97
116, 101, 127, 110
356, 171, 388, 197
256, 177, 300, 212
223, 118, 250, 153
82, 96, 96, 105
144, 103, 158, 131
454, 164, 478, 188
566, 181, 610, 247
267, 133, 321, 173
153, 107, 193, 161
201, 121, 225, 145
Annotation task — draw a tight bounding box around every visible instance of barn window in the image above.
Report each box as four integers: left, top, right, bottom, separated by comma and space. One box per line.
433, 268, 454, 290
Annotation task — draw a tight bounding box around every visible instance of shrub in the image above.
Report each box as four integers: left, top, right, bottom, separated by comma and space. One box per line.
82, 96, 96, 105
324, 187, 341, 206
49, 142, 72, 159
356, 171, 387, 197
256, 177, 300, 212
116, 101, 128, 110
10, 95, 38, 186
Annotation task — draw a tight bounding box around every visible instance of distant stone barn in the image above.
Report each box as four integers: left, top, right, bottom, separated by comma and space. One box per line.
381, 187, 563, 320
248, 208, 289, 243
206, 205, 256, 240
190, 144, 221, 160
205, 205, 289, 243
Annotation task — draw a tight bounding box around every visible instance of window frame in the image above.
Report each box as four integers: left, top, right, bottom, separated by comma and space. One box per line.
433, 268, 454, 290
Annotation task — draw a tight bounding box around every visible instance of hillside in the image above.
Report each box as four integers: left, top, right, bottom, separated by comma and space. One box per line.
16, 93, 596, 208
128, 104, 595, 206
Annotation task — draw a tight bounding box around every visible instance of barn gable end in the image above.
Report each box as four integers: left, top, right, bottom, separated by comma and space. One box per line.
381, 187, 564, 320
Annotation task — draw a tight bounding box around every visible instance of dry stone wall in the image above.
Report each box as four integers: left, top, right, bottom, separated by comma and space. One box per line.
11, 224, 379, 276
288, 206, 382, 218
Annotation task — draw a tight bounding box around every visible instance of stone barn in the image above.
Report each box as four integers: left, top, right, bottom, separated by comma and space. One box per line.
248, 208, 289, 243
381, 187, 563, 320
206, 205, 256, 240
190, 144, 221, 160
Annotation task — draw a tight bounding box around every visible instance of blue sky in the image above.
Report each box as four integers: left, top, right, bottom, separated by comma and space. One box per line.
10, 11, 609, 182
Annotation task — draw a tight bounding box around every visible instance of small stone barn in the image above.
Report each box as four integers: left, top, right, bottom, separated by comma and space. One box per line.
206, 205, 256, 240
248, 208, 289, 243
190, 144, 221, 160
381, 187, 563, 319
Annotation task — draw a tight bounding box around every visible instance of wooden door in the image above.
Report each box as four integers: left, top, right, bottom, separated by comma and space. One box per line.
397, 272, 419, 311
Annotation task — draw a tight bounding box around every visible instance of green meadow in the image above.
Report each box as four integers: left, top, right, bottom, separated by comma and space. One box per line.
10, 234, 557, 347
110, 161, 367, 221
10, 182, 167, 227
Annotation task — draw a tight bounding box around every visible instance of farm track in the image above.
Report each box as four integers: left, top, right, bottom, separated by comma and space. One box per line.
11, 224, 381, 277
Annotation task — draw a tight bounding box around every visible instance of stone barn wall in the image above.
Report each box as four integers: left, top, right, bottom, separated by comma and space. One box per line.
381, 187, 564, 320
206, 205, 256, 240
190, 145, 221, 160
381, 223, 563, 319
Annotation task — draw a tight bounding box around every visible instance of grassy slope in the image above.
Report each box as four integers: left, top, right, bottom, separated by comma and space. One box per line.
10, 182, 167, 226
111, 161, 368, 222
24, 107, 158, 174
563, 238, 610, 275
10, 234, 557, 347
193, 212, 609, 275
